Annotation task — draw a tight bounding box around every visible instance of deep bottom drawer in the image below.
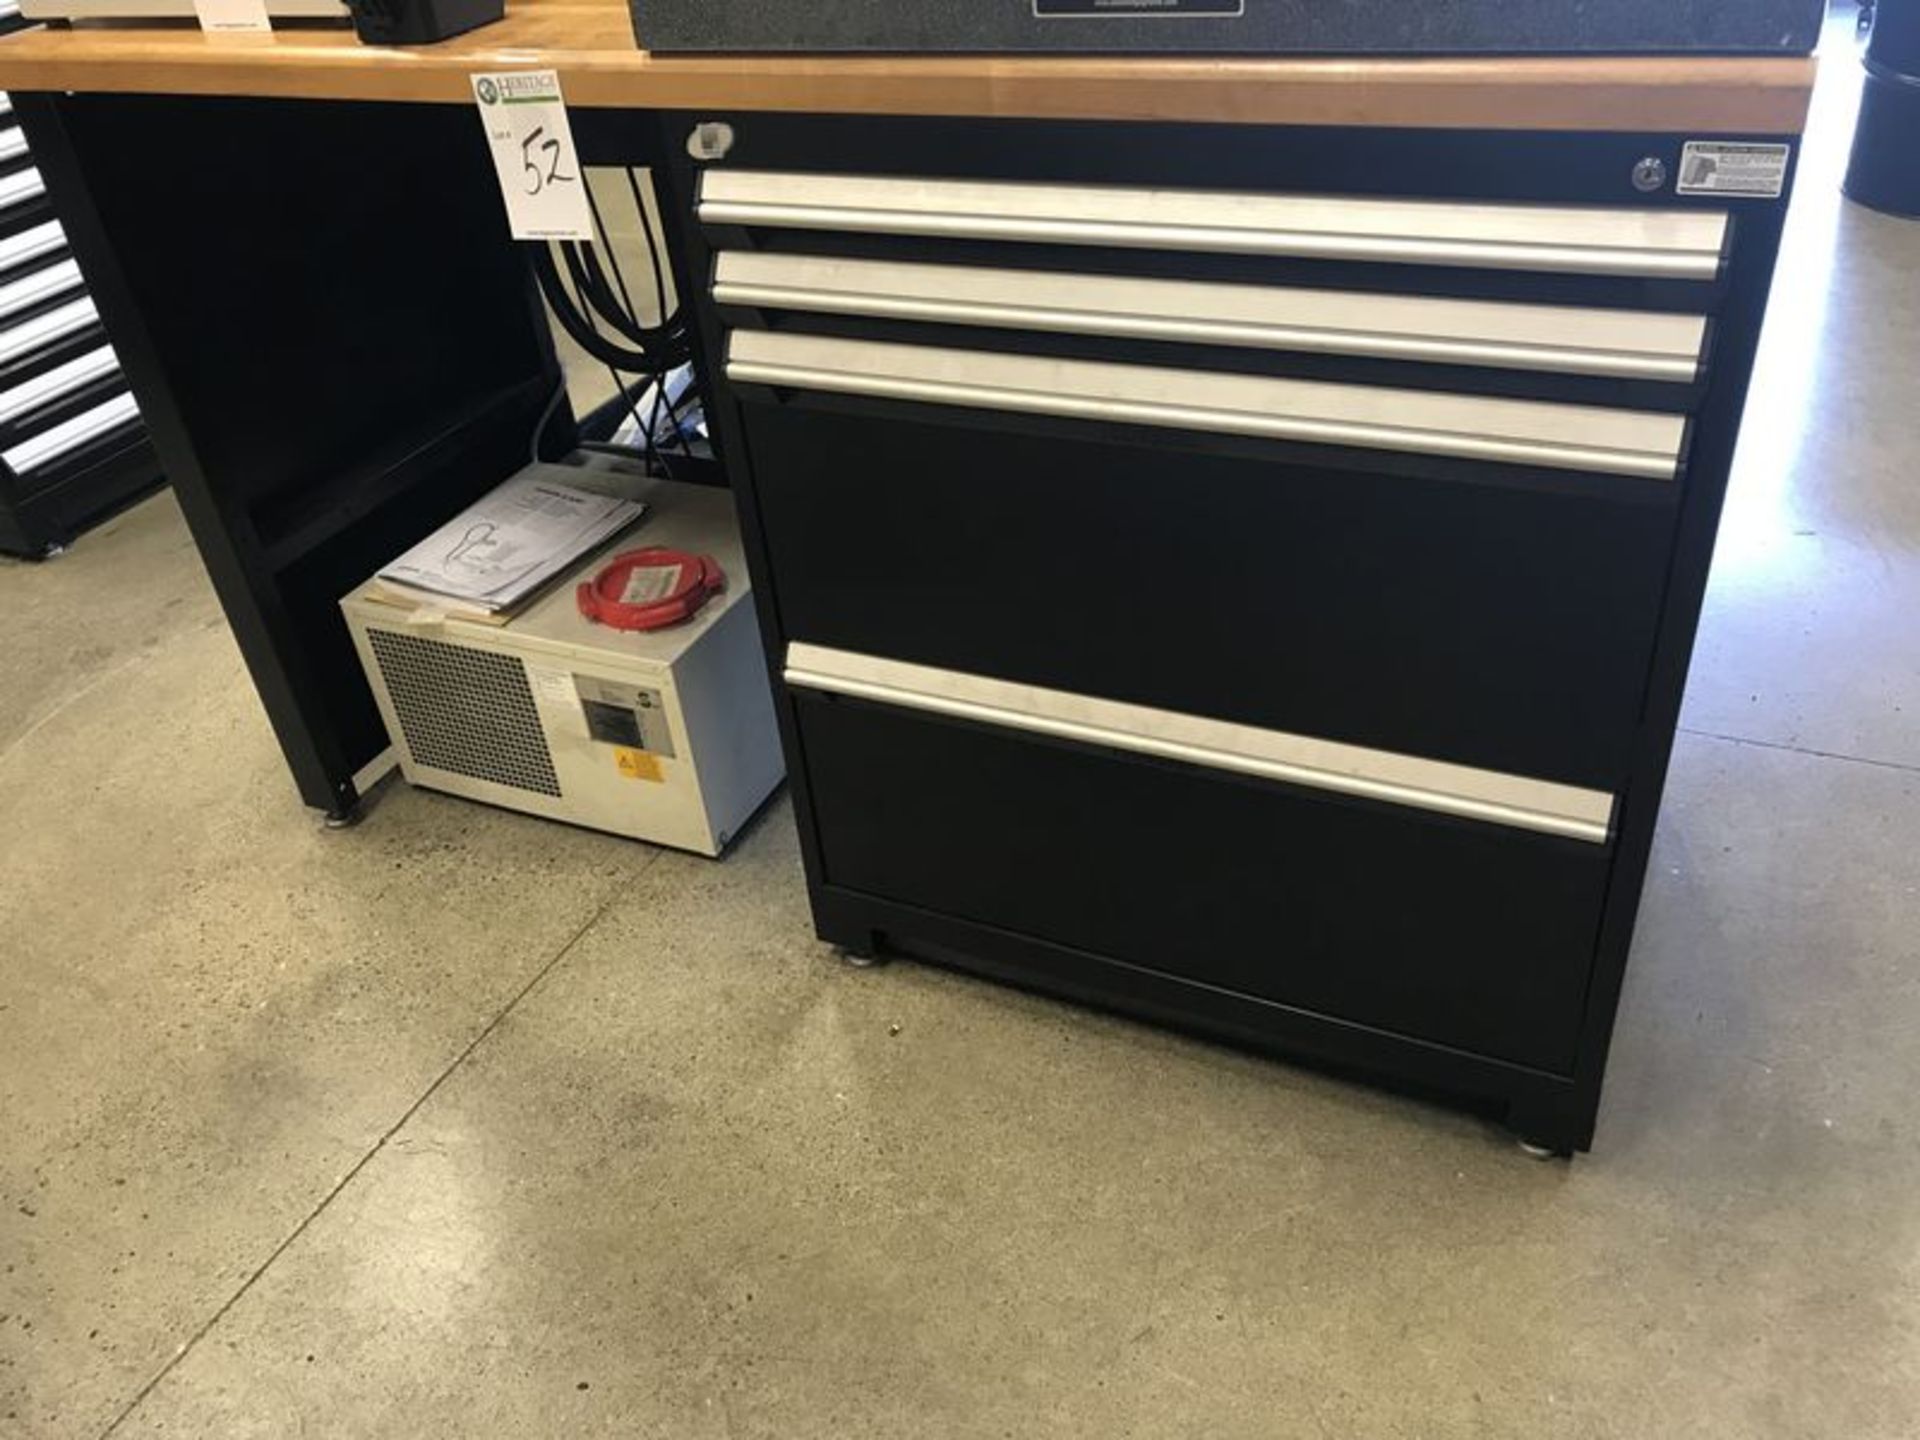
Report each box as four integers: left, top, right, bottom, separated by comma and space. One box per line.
795, 690, 1610, 1073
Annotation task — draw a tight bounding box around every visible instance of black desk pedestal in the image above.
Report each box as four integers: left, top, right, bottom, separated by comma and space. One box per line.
17, 93, 567, 819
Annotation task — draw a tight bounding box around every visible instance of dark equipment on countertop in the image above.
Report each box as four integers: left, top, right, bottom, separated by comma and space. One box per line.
346, 0, 502, 45
631, 0, 1825, 55
1847, 0, 1920, 217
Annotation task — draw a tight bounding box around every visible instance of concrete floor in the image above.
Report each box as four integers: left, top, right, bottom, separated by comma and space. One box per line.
4, 28, 1918, 1440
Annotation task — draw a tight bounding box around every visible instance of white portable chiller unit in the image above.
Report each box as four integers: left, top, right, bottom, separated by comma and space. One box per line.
341, 466, 783, 855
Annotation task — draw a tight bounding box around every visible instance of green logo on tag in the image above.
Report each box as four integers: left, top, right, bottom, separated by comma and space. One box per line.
476, 77, 500, 105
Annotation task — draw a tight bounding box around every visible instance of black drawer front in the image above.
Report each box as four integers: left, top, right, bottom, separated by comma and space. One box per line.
747, 400, 1676, 791
796, 690, 1607, 1073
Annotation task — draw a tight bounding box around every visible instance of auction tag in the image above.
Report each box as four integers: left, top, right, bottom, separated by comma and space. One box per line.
193, 0, 271, 32
471, 70, 594, 242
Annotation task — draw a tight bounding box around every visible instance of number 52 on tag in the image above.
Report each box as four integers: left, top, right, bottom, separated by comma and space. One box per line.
472, 70, 595, 242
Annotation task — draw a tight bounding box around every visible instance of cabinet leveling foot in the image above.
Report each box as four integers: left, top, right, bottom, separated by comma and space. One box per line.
1518, 1137, 1572, 1161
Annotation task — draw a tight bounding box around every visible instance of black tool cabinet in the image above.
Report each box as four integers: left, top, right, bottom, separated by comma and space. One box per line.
660, 113, 1796, 1154
0, 80, 158, 557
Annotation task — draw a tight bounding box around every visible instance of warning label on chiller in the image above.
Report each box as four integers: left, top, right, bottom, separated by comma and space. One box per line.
1676, 142, 1792, 198
1036, 0, 1243, 16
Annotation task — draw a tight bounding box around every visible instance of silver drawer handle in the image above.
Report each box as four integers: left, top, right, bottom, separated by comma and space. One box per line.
786, 642, 1614, 844
726, 330, 1687, 480
0, 219, 66, 279
0, 296, 98, 365
713, 251, 1707, 383
0, 256, 83, 323
699, 170, 1728, 281
3, 389, 138, 474
0, 344, 117, 425
0, 166, 42, 212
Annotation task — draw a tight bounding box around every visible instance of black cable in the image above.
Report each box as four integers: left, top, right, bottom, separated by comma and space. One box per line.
547, 244, 656, 477
566, 254, 665, 480
587, 171, 690, 474
598, 361, 660, 469
532, 245, 661, 373
578, 189, 661, 454
646, 381, 668, 475
582, 179, 639, 319
629, 373, 676, 481
629, 169, 700, 467
560, 242, 623, 327
529, 375, 569, 465
558, 243, 689, 361
524, 166, 702, 477
627, 168, 673, 337
563, 243, 638, 338
590, 245, 689, 367
537, 173, 688, 366
656, 369, 703, 464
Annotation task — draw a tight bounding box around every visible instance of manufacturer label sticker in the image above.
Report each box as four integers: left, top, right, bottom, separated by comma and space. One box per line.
1676, 142, 1791, 199
619, 564, 685, 607
527, 667, 574, 707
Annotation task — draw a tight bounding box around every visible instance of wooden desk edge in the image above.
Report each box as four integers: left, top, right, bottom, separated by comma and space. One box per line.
0, 24, 1817, 133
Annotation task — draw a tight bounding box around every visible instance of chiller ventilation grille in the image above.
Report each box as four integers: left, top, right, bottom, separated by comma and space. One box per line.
366, 629, 562, 798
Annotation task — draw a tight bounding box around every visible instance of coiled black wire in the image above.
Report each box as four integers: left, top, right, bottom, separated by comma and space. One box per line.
528, 168, 696, 469
533, 242, 690, 375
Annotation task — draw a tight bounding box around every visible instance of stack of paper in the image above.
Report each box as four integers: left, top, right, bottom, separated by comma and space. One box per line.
374, 472, 644, 620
